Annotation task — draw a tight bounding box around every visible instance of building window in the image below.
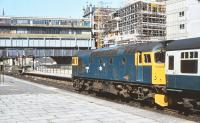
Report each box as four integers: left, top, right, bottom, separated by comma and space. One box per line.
168, 56, 174, 70
181, 52, 198, 74
179, 11, 184, 17
180, 24, 185, 29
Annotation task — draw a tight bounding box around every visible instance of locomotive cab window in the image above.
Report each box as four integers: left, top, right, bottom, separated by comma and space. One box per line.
72, 57, 78, 66
139, 54, 142, 63
144, 54, 151, 63
135, 53, 142, 65
155, 51, 165, 63
181, 52, 198, 74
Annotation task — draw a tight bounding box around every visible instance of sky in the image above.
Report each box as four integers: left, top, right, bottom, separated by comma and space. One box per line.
0, 0, 123, 18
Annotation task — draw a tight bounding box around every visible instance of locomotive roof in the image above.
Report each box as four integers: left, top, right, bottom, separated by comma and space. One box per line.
166, 37, 200, 51
91, 42, 164, 57
77, 50, 93, 57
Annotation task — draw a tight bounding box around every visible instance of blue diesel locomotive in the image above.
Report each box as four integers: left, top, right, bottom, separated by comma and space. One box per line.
72, 37, 200, 111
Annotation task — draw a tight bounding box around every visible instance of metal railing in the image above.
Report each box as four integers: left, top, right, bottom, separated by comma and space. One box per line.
35, 64, 72, 76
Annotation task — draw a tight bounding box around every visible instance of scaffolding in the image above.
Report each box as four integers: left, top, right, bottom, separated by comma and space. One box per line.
95, 8, 113, 48
115, 1, 166, 45
82, 2, 117, 48
96, 7, 104, 48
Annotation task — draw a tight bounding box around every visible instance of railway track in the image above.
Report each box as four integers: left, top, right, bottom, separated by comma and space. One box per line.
10, 74, 200, 122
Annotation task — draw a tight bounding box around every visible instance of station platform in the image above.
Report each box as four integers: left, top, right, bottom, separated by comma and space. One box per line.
0, 75, 196, 123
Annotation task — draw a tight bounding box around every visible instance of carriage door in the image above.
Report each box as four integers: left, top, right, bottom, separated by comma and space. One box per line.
166, 52, 176, 86
135, 52, 143, 82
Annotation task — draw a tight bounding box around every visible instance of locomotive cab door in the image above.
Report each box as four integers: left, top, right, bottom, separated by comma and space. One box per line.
72, 57, 79, 76
152, 51, 166, 85
135, 52, 143, 82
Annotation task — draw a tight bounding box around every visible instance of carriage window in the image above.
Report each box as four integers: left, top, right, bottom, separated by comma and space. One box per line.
181, 52, 184, 58
181, 60, 198, 73
195, 52, 198, 58
190, 52, 194, 58
181, 52, 198, 59
144, 54, 151, 63
181, 51, 198, 74
185, 52, 188, 58
155, 52, 165, 63
168, 56, 174, 70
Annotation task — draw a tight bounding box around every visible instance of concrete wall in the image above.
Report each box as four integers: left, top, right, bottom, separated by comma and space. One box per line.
167, 0, 200, 40
187, 0, 200, 38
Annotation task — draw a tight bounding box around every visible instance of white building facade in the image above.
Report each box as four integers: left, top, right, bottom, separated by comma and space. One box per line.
167, 0, 200, 40
123, 0, 165, 6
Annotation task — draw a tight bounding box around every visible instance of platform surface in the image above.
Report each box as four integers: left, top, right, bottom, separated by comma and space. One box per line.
0, 75, 196, 123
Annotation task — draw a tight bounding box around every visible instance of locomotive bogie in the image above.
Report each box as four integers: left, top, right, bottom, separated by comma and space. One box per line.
73, 77, 159, 102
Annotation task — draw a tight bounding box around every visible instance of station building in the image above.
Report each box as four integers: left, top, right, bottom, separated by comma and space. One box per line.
0, 16, 95, 58
0, 16, 96, 69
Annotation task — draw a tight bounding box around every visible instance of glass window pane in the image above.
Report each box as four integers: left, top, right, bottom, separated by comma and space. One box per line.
195, 52, 198, 58
181, 52, 184, 58
168, 56, 174, 70
144, 54, 151, 63
139, 54, 142, 63
181, 60, 198, 73
155, 52, 165, 63
185, 52, 188, 58
190, 52, 194, 58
